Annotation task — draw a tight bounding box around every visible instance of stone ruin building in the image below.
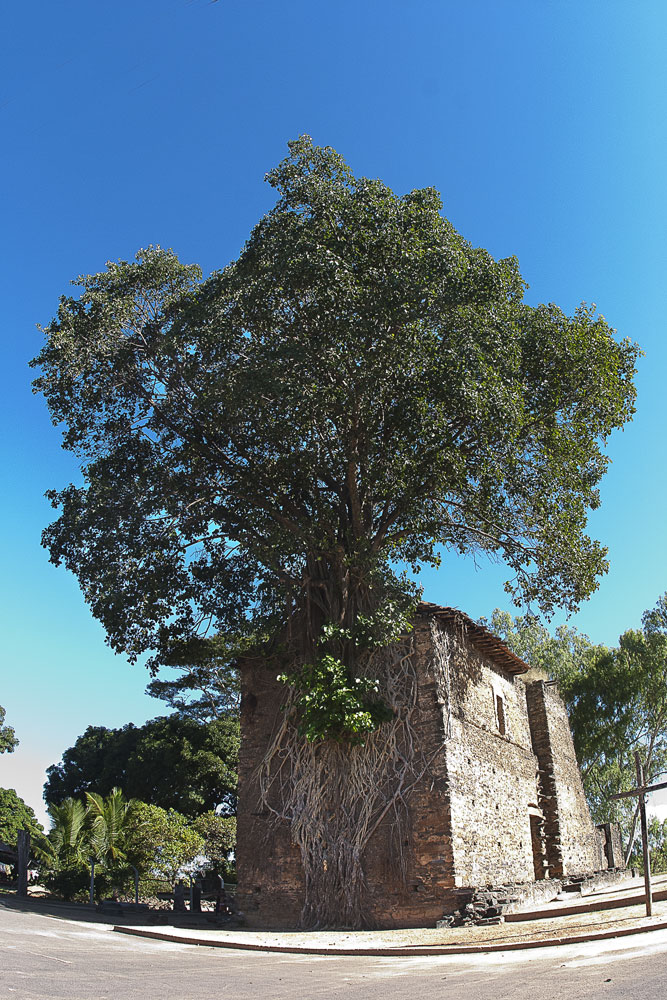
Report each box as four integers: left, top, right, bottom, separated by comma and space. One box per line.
236, 602, 624, 928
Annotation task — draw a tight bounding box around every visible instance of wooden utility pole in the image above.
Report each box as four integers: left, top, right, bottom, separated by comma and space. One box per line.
635, 753, 653, 917
16, 829, 30, 897
610, 751, 667, 917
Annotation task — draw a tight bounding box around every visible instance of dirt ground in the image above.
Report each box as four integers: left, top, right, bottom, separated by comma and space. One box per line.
121, 873, 667, 952
6, 872, 667, 952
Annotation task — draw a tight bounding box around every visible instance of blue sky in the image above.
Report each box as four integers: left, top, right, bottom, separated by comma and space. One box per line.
2, 0, 667, 825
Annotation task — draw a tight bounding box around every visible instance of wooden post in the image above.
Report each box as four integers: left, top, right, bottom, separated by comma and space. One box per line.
635, 751, 653, 918
16, 829, 30, 897
130, 865, 139, 907
173, 879, 186, 912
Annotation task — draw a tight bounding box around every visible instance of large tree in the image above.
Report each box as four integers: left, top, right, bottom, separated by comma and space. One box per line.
44, 715, 238, 818
570, 599, 667, 861
33, 136, 639, 924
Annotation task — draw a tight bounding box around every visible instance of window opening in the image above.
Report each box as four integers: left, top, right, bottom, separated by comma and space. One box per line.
495, 693, 506, 735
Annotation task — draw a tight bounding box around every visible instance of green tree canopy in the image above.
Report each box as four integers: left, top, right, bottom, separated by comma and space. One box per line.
491, 597, 667, 860
124, 803, 205, 883
0, 706, 18, 754
192, 811, 236, 881
144, 633, 243, 722
44, 715, 239, 817
0, 788, 43, 846
484, 608, 603, 690
32, 137, 639, 741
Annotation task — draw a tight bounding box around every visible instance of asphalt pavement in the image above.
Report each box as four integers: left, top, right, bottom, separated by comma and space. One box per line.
4, 901, 667, 1000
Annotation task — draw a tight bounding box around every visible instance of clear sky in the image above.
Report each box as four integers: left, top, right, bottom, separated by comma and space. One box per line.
2, 0, 667, 827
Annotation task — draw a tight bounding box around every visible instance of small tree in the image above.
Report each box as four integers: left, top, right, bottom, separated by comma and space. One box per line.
86, 787, 141, 867
40, 797, 91, 900
41, 789, 141, 900
0, 788, 44, 846
192, 811, 236, 882
48, 798, 89, 865
0, 706, 18, 754
124, 803, 205, 885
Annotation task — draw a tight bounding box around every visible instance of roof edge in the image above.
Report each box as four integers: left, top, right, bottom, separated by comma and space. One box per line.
417, 602, 529, 675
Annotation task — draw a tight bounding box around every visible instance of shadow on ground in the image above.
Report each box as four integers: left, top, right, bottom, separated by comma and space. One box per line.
0, 892, 237, 929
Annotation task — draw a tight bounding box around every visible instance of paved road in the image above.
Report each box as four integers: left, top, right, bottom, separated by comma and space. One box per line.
4, 904, 667, 1000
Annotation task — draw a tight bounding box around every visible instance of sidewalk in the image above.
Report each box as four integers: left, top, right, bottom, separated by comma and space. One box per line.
6, 877, 667, 957
114, 873, 667, 956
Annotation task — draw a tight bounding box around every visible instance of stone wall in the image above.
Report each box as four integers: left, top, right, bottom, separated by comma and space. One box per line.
438, 625, 541, 887
438, 877, 563, 926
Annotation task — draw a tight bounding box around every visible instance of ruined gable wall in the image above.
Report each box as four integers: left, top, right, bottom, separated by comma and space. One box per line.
438, 621, 540, 886
525, 680, 602, 875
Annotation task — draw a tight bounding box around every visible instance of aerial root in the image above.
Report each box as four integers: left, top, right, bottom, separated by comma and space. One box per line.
257, 625, 455, 927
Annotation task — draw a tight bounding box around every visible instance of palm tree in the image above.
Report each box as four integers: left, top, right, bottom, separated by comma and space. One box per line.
86, 787, 141, 867
48, 797, 89, 866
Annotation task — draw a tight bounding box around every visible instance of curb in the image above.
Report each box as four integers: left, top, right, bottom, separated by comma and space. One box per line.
506, 888, 667, 923
112, 918, 667, 957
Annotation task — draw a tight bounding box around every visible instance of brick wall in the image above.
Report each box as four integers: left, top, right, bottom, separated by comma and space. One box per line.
236, 635, 460, 928
235, 656, 306, 927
